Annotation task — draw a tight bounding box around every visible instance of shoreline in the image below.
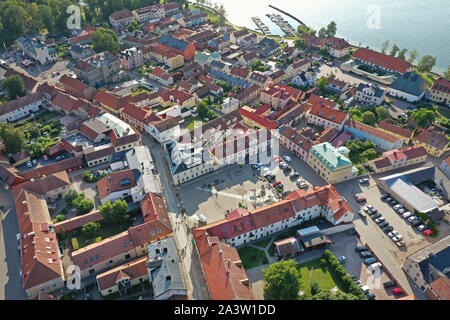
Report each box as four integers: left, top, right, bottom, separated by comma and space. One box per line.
190, 1, 445, 77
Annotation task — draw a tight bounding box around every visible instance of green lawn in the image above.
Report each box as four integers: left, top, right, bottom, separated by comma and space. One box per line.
297, 258, 345, 296
252, 238, 272, 249
185, 116, 204, 130
237, 246, 268, 269
73, 222, 132, 249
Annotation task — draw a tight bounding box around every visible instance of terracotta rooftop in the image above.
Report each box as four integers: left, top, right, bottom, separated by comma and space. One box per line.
97, 169, 138, 201
431, 77, 450, 94
353, 47, 411, 74
378, 120, 413, 139
415, 127, 449, 150
309, 102, 347, 125
345, 119, 403, 143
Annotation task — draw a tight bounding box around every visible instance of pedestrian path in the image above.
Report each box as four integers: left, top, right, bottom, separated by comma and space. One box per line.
248, 235, 277, 264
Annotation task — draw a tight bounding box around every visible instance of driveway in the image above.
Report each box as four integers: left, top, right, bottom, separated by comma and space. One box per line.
0, 182, 28, 300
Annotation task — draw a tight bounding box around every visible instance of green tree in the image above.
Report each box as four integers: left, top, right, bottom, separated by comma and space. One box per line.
389, 44, 399, 57
217, 4, 227, 25
310, 280, 321, 295
59, 227, 67, 240
81, 222, 101, 236
296, 25, 315, 36
417, 55, 437, 73
361, 111, 376, 126
444, 66, 450, 81
73, 196, 94, 215
317, 77, 328, 92
262, 260, 302, 300
82, 170, 94, 183
99, 199, 129, 225
294, 38, 306, 50
318, 27, 328, 39
381, 40, 390, 54
127, 19, 139, 32
91, 27, 120, 54
3, 75, 26, 98
397, 48, 408, 60
0, 123, 25, 153
63, 189, 80, 208
326, 21, 337, 37
375, 106, 390, 121
54, 214, 67, 223
411, 108, 436, 128
408, 50, 418, 64
196, 101, 210, 119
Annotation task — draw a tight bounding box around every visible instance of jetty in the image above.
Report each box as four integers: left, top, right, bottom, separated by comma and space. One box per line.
266, 13, 296, 37
269, 4, 307, 26
251, 16, 271, 35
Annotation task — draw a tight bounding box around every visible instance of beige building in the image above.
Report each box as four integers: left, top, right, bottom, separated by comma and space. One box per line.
367, 146, 428, 174
429, 78, 450, 106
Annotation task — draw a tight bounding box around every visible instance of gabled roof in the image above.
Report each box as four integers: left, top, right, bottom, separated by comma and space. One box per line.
415, 127, 449, 150
307, 94, 338, 109
431, 77, 450, 94
279, 125, 315, 152
0, 93, 43, 116
230, 66, 250, 79
345, 119, 403, 144
94, 91, 132, 111
158, 34, 190, 52
239, 107, 277, 130
378, 120, 413, 139
4, 68, 38, 92
58, 75, 88, 95
309, 102, 347, 125
97, 169, 138, 201
389, 72, 428, 96
12, 171, 70, 198
110, 9, 133, 21
353, 48, 411, 73
121, 103, 152, 123
21, 156, 83, 180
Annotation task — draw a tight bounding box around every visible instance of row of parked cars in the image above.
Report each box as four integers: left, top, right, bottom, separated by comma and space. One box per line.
381, 193, 434, 236
363, 204, 405, 247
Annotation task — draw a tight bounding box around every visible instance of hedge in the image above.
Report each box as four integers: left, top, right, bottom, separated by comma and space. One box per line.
414, 210, 440, 238
322, 250, 367, 300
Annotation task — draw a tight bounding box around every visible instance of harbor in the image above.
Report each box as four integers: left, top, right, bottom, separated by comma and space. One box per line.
265, 13, 296, 37
251, 16, 271, 35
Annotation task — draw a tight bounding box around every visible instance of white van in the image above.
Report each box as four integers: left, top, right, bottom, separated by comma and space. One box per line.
361, 285, 370, 293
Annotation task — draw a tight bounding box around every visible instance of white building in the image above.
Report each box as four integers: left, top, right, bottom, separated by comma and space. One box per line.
292, 71, 316, 88
0, 93, 42, 123
221, 97, 239, 114
355, 83, 386, 106
16, 35, 58, 65
387, 72, 427, 103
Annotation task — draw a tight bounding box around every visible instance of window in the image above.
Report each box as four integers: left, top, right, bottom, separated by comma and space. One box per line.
123, 243, 128, 248
90, 257, 94, 262
95, 255, 99, 260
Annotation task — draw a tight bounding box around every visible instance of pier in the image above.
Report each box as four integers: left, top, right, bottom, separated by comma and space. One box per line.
251, 16, 271, 35
266, 13, 296, 37
269, 4, 307, 27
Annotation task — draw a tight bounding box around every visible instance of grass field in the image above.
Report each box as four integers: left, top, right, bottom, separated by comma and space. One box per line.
252, 237, 272, 249
73, 222, 132, 249
237, 246, 268, 269
185, 116, 204, 130
297, 258, 344, 296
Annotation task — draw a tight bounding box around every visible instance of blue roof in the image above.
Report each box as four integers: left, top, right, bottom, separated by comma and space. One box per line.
158, 34, 189, 52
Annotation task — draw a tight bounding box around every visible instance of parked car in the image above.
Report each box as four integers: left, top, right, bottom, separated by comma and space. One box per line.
367, 209, 378, 216
385, 197, 392, 202
383, 280, 396, 288
393, 204, 403, 211
356, 196, 367, 203
366, 204, 374, 211
351, 275, 358, 281
396, 240, 405, 247
375, 217, 386, 223
355, 280, 362, 287
388, 231, 399, 238
32, 159, 37, 165
366, 293, 376, 300
359, 251, 373, 258
392, 235, 403, 242
358, 210, 367, 218
364, 257, 377, 265
359, 178, 369, 184
26, 160, 32, 168
282, 155, 291, 162
290, 171, 299, 179
423, 229, 434, 236
379, 222, 389, 228
361, 285, 370, 293
390, 200, 398, 206
371, 213, 382, 220
417, 225, 427, 232
380, 194, 390, 200
338, 256, 346, 263
283, 166, 291, 172
407, 216, 418, 223
383, 226, 394, 233
55, 155, 65, 161
43, 155, 48, 161
355, 246, 368, 252
397, 208, 405, 214
411, 219, 422, 227
402, 212, 413, 219
392, 288, 404, 295
272, 181, 282, 187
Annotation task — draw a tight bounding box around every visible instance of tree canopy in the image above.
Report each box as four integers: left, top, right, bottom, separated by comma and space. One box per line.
375, 106, 390, 122
389, 44, 399, 57
99, 199, 129, 225
361, 111, 377, 126
397, 48, 408, 60
294, 38, 306, 50
444, 66, 450, 81
262, 260, 302, 300
411, 108, 436, 128
408, 50, 418, 64
317, 77, 328, 92
3, 76, 26, 99
0, 123, 25, 153
417, 55, 437, 73
63, 189, 80, 208
81, 222, 101, 235
91, 27, 120, 54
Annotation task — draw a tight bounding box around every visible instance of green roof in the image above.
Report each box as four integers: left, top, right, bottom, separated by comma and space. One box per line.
310, 142, 353, 171
390, 72, 428, 96
194, 51, 221, 63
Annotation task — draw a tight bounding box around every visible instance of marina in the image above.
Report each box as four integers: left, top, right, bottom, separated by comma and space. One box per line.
265, 13, 296, 37
251, 16, 271, 35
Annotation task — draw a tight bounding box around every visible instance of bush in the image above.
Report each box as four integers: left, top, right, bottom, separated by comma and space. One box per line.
59, 228, 66, 240
82, 170, 93, 183
81, 222, 101, 235
310, 280, 321, 295
54, 214, 67, 223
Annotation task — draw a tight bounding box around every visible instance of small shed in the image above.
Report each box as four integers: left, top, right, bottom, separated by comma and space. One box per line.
274, 237, 302, 257
300, 233, 331, 251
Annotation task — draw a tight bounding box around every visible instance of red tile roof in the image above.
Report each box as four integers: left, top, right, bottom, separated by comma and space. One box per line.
279, 125, 315, 152
97, 169, 137, 201
239, 107, 278, 130
307, 94, 338, 109
121, 103, 152, 124
378, 120, 413, 139
68, 33, 92, 45
193, 229, 255, 300
94, 91, 132, 111
20, 156, 83, 180
12, 171, 70, 198
353, 48, 411, 73
415, 127, 449, 150
96, 256, 148, 292
431, 77, 450, 94
54, 210, 103, 234
345, 119, 402, 143
309, 102, 348, 125
110, 9, 133, 21
428, 276, 450, 300
372, 157, 392, 169
230, 66, 250, 79
4, 68, 38, 92
159, 88, 194, 105
58, 75, 88, 96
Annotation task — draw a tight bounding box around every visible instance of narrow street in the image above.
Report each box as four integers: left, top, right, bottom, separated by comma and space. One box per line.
141, 133, 210, 300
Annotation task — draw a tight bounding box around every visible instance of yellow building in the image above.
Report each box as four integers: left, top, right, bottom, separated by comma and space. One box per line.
429, 78, 450, 106
377, 120, 414, 144
307, 143, 358, 184
413, 127, 449, 157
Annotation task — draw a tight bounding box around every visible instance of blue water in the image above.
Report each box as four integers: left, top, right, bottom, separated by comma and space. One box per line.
215, 0, 450, 73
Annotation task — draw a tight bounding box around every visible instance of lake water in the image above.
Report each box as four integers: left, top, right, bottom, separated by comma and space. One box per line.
213, 0, 450, 73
